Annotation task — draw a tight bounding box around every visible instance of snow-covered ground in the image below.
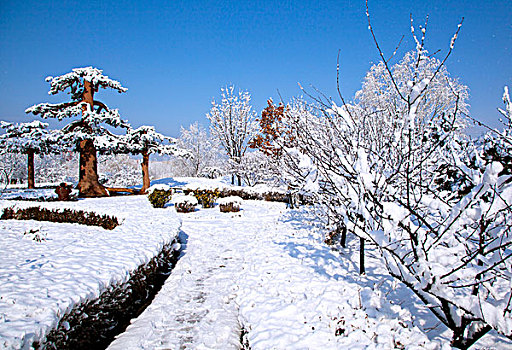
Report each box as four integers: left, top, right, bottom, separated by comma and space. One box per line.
108, 199, 510, 349
1, 186, 509, 349
0, 196, 181, 349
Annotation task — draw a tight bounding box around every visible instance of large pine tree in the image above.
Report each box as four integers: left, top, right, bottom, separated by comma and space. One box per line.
26, 67, 128, 197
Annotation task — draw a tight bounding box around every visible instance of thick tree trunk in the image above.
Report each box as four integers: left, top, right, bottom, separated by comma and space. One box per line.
27, 149, 35, 189
76, 80, 108, 198
77, 139, 108, 197
140, 151, 150, 194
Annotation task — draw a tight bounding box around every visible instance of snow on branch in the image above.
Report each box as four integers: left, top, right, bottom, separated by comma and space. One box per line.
0, 120, 62, 154
45, 66, 127, 96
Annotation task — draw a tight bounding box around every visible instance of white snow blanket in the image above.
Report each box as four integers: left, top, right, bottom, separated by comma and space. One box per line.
0, 196, 181, 349
108, 201, 510, 349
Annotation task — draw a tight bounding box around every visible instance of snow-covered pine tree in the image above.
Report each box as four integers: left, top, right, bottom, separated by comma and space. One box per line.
119, 125, 189, 193
0, 120, 62, 189
207, 85, 257, 186
26, 67, 129, 197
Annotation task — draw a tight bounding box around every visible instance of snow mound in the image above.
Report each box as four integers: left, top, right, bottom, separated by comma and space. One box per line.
171, 194, 198, 206
217, 196, 243, 205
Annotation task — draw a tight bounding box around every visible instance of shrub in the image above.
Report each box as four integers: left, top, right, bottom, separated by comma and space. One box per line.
147, 185, 173, 208
184, 188, 220, 208
218, 196, 242, 213
172, 195, 197, 213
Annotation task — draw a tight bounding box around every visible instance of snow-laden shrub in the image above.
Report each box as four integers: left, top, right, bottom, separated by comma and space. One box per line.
147, 184, 173, 208
218, 196, 242, 213
184, 188, 220, 208
172, 195, 198, 213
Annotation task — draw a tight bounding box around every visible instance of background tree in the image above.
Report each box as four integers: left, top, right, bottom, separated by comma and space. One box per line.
98, 154, 141, 188
0, 152, 25, 189
249, 98, 297, 158
207, 85, 257, 185
26, 67, 128, 197
175, 122, 224, 177
0, 120, 61, 189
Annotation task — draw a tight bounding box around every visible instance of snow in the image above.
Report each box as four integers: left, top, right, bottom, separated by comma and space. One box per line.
1, 187, 510, 349
217, 196, 242, 205
172, 194, 198, 206
108, 200, 486, 350
0, 188, 65, 201
0, 196, 181, 349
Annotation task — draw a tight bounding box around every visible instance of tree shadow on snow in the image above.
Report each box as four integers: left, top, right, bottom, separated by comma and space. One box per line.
277, 207, 452, 343
177, 230, 189, 259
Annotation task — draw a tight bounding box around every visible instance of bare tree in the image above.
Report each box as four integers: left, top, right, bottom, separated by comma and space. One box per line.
175, 122, 223, 177
274, 3, 512, 346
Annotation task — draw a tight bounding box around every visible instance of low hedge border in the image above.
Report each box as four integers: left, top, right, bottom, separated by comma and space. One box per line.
0, 207, 119, 230
33, 239, 182, 350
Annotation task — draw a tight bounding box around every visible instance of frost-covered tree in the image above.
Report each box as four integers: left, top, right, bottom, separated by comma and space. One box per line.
119, 125, 189, 193
175, 122, 223, 177
26, 67, 129, 197
0, 120, 62, 189
285, 7, 512, 346
35, 152, 78, 184
98, 154, 140, 188
207, 85, 257, 185
0, 152, 25, 189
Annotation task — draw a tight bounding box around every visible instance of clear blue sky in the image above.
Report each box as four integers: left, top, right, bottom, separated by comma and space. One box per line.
1, 0, 510, 137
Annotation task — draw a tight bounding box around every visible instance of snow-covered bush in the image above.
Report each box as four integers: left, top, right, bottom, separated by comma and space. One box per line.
1, 206, 119, 230
184, 188, 220, 208
218, 196, 242, 213
172, 195, 198, 213
147, 185, 173, 208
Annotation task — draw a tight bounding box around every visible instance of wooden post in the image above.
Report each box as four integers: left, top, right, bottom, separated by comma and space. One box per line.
27, 149, 35, 189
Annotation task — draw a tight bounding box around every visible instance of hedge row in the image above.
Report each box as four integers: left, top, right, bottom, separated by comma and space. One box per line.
0, 207, 119, 230
33, 240, 181, 350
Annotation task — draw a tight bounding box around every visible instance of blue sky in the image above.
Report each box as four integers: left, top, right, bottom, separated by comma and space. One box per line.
0, 0, 510, 137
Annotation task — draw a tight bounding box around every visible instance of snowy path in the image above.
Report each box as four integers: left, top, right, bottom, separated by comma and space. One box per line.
107, 202, 270, 349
